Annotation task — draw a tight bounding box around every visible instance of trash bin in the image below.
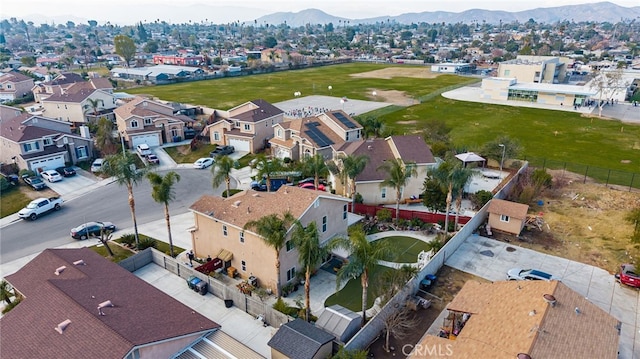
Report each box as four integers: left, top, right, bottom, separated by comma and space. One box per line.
195, 281, 208, 295
187, 276, 201, 290
173, 136, 182, 143
224, 299, 233, 308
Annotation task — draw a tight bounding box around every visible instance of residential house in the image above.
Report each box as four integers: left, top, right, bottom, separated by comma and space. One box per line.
267, 318, 335, 359
206, 99, 284, 153
409, 280, 620, 359
487, 199, 529, 235
0, 106, 94, 171
332, 135, 437, 205
189, 186, 351, 294
32, 72, 113, 103
41, 84, 117, 125
269, 110, 363, 161
0, 71, 34, 102
153, 54, 204, 66
114, 96, 194, 148
0, 248, 220, 359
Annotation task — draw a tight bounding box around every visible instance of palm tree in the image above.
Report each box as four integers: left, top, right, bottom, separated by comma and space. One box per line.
329, 226, 394, 327
327, 156, 348, 197
147, 171, 181, 257
212, 155, 235, 197
302, 153, 329, 190
94, 117, 118, 155
103, 152, 146, 249
378, 158, 417, 224
0, 280, 13, 305
251, 155, 283, 192
452, 166, 475, 230
342, 154, 369, 213
291, 221, 327, 322
83, 98, 104, 120
429, 158, 457, 235
244, 212, 294, 297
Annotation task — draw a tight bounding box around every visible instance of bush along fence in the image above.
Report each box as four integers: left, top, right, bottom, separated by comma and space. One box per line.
350, 203, 472, 226
119, 248, 292, 329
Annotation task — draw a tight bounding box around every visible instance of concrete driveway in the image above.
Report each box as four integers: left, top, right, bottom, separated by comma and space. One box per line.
44, 167, 99, 198
446, 235, 640, 359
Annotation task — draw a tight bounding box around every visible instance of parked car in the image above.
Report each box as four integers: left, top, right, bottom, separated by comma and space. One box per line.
210, 145, 235, 157
56, 167, 77, 177
183, 128, 197, 140
299, 182, 326, 191
2, 174, 19, 186
193, 157, 214, 169
250, 178, 290, 192
136, 143, 152, 157
615, 264, 640, 288
298, 177, 328, 186
41, 169, 63, 183
91, 158, 104, 173
70, 221, 116, 240
507, 268, 556, 281
18, 197, 63, 220
21, 175, 47, 190
147, 154, 160, 165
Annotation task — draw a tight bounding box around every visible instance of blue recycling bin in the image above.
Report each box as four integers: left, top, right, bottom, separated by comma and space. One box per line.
187, 276, 201, 290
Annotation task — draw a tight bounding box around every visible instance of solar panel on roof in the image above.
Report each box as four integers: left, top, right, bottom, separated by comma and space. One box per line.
333, 112, 357, 129
304, 122, 334, 148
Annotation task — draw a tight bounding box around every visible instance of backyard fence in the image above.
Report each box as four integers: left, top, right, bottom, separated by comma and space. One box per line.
351, 203, 472, 226
119, 248, 292, 329
525, 156, 640, 191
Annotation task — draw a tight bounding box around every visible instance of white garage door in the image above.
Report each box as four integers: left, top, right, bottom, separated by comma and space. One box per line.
30, 154, 66, 172
131, 134, 160, 148
229, 138, 250, 152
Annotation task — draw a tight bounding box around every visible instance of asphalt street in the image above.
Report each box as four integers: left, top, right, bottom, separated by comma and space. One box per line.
0, 167, 234, 263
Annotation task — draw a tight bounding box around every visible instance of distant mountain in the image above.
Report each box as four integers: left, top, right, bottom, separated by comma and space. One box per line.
256, 9, 349, 27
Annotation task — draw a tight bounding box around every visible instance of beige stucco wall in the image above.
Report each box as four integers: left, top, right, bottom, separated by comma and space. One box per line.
481, 78, 514, 100
42, 91, 115, 124
488, 212, 524, 235
536, 92, 577, 106
356, 165, 431, 205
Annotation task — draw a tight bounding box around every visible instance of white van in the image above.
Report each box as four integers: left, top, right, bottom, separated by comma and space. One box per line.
91, 158, 104, 173
136, 144, 151, 157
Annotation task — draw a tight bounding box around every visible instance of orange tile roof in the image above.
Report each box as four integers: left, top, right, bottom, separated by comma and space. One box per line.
488, 199, 529, 219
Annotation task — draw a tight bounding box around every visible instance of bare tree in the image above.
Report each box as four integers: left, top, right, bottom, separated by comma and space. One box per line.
98, 229, 115, 257
589, 68, 627, 117
382, 307, 418, 352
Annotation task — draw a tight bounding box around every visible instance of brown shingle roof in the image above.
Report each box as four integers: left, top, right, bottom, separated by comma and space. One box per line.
488, 199, 529, 219
388, 135, 435, 164
42, 88, 96, 103
0, 114, 61, 142
352, 139, 394, 182
230, 99, 283, 123
0, 248, 219, 359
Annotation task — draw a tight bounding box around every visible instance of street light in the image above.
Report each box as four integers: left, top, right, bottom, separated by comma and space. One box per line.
498, 144, 506, 176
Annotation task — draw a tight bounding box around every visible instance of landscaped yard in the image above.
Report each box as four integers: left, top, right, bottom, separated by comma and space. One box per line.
324, 264, 391, 312
375, 236, 433, 263
164, 144, 216, 164
89, 242, 135, 262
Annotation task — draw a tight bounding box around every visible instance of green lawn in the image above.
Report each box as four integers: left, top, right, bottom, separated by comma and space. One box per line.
164, 144, 217, 164
0, 188, 30, 218
376, 236, 432, 263
324, 264, 391, 312
89, 243, 135, 262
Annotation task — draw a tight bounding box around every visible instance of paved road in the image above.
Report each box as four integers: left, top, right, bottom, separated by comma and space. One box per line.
0, 168, 234, 263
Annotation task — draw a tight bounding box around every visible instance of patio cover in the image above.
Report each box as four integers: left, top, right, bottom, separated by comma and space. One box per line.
455, 152, 485, 165
217, 248, 233, 262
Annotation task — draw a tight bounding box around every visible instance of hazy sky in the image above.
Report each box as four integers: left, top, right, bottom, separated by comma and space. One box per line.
3, 0, 638, 25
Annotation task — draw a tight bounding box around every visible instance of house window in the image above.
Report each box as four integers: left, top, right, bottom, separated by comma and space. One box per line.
277, 129, 282, 138
346, 133, 349, 141
130, 119, 139, 128
244, 124, 251, 131
286, 240, 293, 251
64, 105, 67, 109
234, 121, 240, 128
343, 204, 348, 220
43, 137, 53, 146
241, 260, 246, 271
504, 69, 510, 76
239, 231, 244, 243
76, 146, 88, 159
286, 267, 296, 281
23, 142, 40, 152
500, 214, 510, 223
381, 188, 387, 199
322, 216, 327, 232
144, 118, 152, 125
213, 132, 220, 141
171, 128, 179, 137
356, 131, 360, 139
6, 84, 11, 89
223, 225, 228, 236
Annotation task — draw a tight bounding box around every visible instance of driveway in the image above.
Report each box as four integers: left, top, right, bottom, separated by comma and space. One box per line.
446, 235, 640, 359
43, 167, 99, 199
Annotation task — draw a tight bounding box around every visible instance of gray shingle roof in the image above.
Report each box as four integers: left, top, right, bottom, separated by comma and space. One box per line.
267, 318, 334, 359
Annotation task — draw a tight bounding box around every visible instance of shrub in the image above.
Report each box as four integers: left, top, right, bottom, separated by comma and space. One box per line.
470, 190, 493, 209
19, 169, 35, 177
119, 233, 136, 247
273, 297, 289, 312
354, 192, 363, 204
376, 208, 392, 222
138, 237, 157, 250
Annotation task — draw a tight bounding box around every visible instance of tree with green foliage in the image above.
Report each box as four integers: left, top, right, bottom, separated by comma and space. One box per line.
211, 155, 236, 197
114, 34, 136, 67
291, 221, 327, 322
451, 165, 475, 230
94, 117, 118, 155
302, 154, 329, 191
625, 207, 640, 244
428, 156, 461, 236
481, 136, 521, 168
342, 154, 369, 213
147, 171, 181, 257
379, 158, 417, 224
357, 115, 385, 139
251, 155, 283, 192
20, 56, 36, 66
0, 280, 13, 305
333, 347, 369, 359
263, 36, 277, 48
422, 176, 447, 212
329, 225, 395, 327
103, 152, 146, 248
244, 212, 294, 298
83, 97, 103, 117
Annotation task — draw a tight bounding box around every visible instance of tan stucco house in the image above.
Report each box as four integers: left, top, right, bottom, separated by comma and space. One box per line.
32, 73, 113, 103
487, 199, 529, 235
41, 86, 116, 125
205, 99, 284, 153
0, 71, 34, 102
189, 186, 351, 294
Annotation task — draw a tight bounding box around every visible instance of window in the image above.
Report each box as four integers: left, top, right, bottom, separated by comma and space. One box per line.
171, 128, 179, 137
23, 142, 40, 152
346, 133, 349, 141
43, 137, 53, 146
130, 119, 139, 128
286, 267, 296, 281
6, 84, 11, 89
286, 240, 293, 251
277, 129, 282, 138
504, 69, 510, 76
213, 131, 220, 141
381, 188, 387, 199
356, 131, 360, 139
500, 214, 510, 223
322, 216, 327, 232
144, 118, 152, 125
234, 121, 240, 128
244, 124, 251, 131
222, 225, 228, 236
239, 231, 244, 243
76, 146, 88, 159
343, 204, 348, 220
241, 260, 246, 271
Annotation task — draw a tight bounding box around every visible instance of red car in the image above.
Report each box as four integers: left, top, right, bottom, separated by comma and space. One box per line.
299, 182, 326, 191
615, 264, 640, 288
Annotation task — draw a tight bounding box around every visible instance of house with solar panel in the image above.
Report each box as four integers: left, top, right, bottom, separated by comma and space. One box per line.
269, 110, 363, 161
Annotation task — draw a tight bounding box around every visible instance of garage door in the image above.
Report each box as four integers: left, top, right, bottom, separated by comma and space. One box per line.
30, 154, 65, 172
131, 134, 160, 148
229, 138, 250, 152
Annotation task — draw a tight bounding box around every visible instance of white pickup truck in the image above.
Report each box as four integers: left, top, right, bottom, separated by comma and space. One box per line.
18, 197, 64, 220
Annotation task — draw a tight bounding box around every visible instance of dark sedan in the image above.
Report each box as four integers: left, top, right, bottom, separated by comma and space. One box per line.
70, 221, 116, 240
56, 167, 77, 177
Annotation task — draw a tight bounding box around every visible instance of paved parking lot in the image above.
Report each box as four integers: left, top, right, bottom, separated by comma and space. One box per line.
446, 235, 640, 359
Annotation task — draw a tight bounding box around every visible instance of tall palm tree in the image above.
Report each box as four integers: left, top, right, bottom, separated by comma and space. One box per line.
83, 98, 104, 117
251, 155, 283, 192
378, 158, 417, 224
429, 159, 457, 235
452, 166, 475, 230
244, 212, 294, 298
211, 155, 235, 197
291, 221, 327, 322
342, 154, 369, 213
302, 153, 329, 190
327, 156, 348, 197
329, 226, 394, 327
146, 171, 181, 257
103, 152, 146, 249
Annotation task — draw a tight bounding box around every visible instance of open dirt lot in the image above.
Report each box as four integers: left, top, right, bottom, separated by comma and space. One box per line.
352, 67, 436, 107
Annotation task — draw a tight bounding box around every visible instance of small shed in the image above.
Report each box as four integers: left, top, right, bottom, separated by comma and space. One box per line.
487, 199, 529, 235
268, 318, 335, 359
455, 152, 486, 168
315, 305, 360, 343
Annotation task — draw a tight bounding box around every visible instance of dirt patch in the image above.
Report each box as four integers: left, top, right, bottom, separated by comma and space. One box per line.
351, 67, 439, 80
20, 185, 58, 200
366, 89, 419, 107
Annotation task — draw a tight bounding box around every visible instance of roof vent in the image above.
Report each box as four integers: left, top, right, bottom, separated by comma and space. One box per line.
252, 193, 260, 197
206, 211, 214, 217
529, 309, 536, 316
73, 260, 86, 266
55, 319, 71, 334
54, 266, 66, 275
233, 200, 242, 207
247, 206, 251, 214
368, 145, 372, 150
98, 300, 114, 316
516, 354, 531, 359
543, 294, 556, 307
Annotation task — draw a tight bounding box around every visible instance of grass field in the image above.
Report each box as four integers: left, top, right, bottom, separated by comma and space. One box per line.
324, 264, 391, 312
164, 144, 217, 163
126, 63, 640, 182
376, 236, 432, 263
0, 188, 31, 218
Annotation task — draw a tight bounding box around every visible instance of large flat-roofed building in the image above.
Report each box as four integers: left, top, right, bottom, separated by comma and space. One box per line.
497, 56, 571, 84
481, 77, 595, 106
